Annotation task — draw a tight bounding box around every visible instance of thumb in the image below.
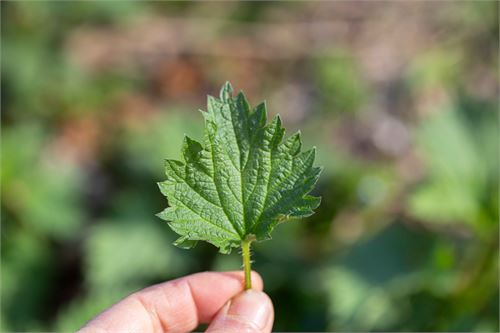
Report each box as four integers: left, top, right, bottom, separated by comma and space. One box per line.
206, 290, 274, 333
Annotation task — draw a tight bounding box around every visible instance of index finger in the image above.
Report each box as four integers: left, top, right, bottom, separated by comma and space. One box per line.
78, 271, 264, 333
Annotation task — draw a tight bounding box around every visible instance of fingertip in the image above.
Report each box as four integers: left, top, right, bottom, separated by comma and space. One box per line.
250, 271, 264, 291
206, 290, 274, 333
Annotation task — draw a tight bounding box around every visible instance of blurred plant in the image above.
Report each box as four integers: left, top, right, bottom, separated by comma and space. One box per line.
85, 221, 175, 292
122, 110, 204, 178
1, 1, 498, 332
1, 124, 84, 238
313, 50, 369, 114
408, 109, 487, 228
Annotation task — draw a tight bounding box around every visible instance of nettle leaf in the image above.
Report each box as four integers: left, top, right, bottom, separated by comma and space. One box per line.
158, 82, 322, 253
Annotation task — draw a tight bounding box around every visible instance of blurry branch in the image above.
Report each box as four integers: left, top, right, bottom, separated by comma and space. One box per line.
65, 14, 442, 73
66, 18, 350, 69
431, 234, 499, 330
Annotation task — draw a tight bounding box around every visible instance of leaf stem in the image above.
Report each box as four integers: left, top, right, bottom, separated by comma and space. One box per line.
241, 234, 255, 290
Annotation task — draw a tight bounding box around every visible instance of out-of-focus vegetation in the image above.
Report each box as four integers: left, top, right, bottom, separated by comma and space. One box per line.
1, 1, 498, 332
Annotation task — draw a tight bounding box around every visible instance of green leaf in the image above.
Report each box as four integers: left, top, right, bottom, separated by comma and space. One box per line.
158, 82, 322, 253
407, 110, 486, 226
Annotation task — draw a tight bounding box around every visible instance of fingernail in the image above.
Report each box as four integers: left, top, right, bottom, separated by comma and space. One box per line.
226, 290, 272, 330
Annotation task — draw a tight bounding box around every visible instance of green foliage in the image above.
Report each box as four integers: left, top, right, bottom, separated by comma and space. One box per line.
408, 48, 463, 89
1, 2, 498, 332
408, 108, 495, 231
158, 83, 322, 253
1, 124, 84, 238
1, 230, 55, 331
123, 111, 204, 177
324, 267, 400, 330
84, 221, 176, 292
314, 51, 368, 113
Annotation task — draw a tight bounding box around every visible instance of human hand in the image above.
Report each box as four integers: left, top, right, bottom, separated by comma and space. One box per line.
77, 271, 274, 333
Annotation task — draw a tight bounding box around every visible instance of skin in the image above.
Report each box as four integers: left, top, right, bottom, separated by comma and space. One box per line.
78, 271, 274, 333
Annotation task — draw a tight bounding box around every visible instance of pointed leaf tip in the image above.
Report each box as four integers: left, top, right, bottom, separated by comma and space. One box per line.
220, 81, 234, 101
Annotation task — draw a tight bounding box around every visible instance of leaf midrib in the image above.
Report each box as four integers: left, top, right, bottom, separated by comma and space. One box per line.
208, 127, 244, 239
227, 100, 248, 237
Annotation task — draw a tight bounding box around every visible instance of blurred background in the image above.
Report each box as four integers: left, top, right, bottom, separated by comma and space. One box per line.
1, 1, 499, 332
